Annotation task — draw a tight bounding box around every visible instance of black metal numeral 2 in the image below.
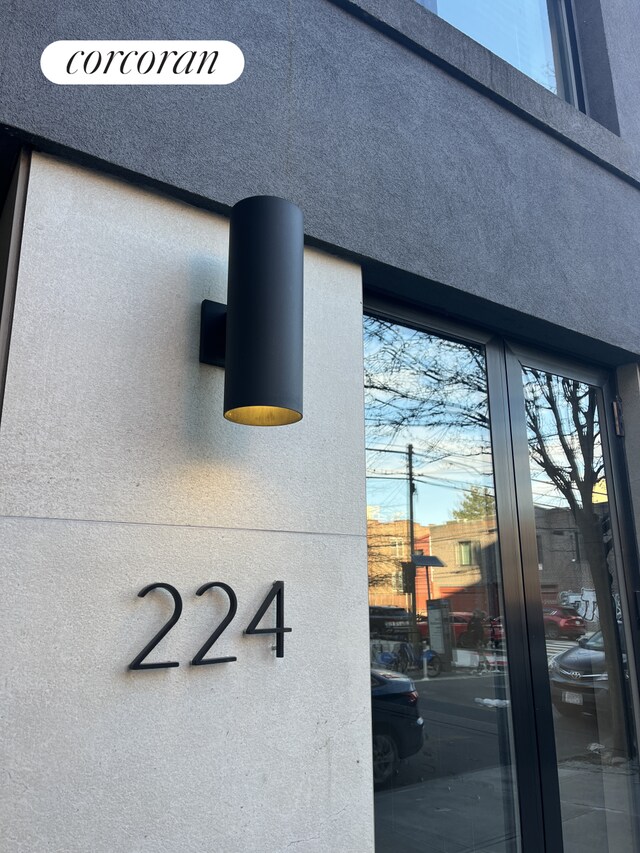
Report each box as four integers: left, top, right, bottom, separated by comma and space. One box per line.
128, 583, 183, 670
191, 582, 238, 666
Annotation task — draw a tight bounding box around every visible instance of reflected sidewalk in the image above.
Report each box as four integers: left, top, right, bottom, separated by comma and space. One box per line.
374, 759, 638, 853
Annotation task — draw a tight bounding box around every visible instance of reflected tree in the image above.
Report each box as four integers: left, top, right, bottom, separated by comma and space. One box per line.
452, 485, 495, 522
524, 369, 626, 752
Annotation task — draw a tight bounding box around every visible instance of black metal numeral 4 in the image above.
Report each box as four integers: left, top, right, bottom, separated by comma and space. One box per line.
129, 583, 183, 670
191, 582, 238, 666
244, 580, 291, 658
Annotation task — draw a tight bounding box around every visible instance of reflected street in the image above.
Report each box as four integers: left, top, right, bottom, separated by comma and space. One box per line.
390, 655, 604, 789
374, 645, 634, 853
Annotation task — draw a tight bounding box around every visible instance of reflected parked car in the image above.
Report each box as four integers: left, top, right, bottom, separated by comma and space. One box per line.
450, 612, 474, 645
543, 607, 586, 640
369, 606, 412, 639
418, 611, 473, 645
416, 613, 429, 640
548, 630, 616, 717
416, 611, 504, 648
371, 669, 424, 787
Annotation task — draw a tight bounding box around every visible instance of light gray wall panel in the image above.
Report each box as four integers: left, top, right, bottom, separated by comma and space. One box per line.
2, 3, 639, 846
0, 155, 365, 535
0, 155, 373, 852
0, 517, 372, 853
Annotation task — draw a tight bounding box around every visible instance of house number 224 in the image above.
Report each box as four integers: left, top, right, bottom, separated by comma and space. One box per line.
128, 580, 290, 670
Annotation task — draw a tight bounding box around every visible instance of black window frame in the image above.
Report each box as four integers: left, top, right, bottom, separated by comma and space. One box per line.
364, 293, 640, 853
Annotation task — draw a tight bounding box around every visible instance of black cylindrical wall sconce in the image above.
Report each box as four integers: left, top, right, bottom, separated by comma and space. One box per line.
199, 196, 304, 426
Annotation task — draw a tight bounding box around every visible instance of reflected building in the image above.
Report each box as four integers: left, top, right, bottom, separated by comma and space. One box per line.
426, 516, 500, 616
366, 515, 430, 608
535, 501, 614, 628
367, 504, 613, 627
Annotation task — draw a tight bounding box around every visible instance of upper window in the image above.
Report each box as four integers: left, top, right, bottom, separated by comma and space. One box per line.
418, 0, 580, 105
457, 540, 479, 566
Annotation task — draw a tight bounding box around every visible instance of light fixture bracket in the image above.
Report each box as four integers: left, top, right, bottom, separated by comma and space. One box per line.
199, 299, 227, 367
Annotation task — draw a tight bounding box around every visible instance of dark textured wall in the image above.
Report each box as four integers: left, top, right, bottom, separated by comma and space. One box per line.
600, 0, 640, 147
2, 0, 640, 357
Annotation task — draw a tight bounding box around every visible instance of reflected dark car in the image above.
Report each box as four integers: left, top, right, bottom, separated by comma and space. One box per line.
548, 630, 612, 716
369, 606, 412, 639
371, 669, 424, 787
543, 607, 586, 640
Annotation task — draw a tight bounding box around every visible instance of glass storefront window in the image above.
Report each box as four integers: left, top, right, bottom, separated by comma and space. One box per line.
364, 315, 521, 852
522, 367, 639, 853
363, 311, 640, 852
417, 0, 577, 103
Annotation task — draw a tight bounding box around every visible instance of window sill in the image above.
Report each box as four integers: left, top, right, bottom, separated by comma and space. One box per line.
328, 0, 640, 189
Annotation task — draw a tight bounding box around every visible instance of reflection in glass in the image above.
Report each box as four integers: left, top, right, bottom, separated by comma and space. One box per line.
365, 316, 520, 853
418, 0, 564, 96
522, 368, 639, 852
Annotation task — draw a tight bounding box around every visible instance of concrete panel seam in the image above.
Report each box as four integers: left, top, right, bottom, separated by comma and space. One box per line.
0, 512, 368, 540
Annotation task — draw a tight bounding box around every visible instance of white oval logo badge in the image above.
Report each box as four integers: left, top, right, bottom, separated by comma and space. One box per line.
41, 40, 244, 85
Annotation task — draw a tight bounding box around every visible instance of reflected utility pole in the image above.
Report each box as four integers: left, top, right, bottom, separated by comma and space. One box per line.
407, 443, 416, 618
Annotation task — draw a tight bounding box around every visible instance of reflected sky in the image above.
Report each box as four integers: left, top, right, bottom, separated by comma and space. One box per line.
364, 317, 494, 526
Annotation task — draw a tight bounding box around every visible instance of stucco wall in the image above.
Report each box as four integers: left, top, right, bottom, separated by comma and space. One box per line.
600, 0, 640, 146
2, 0, 640, 355
0, 153, 372, 853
